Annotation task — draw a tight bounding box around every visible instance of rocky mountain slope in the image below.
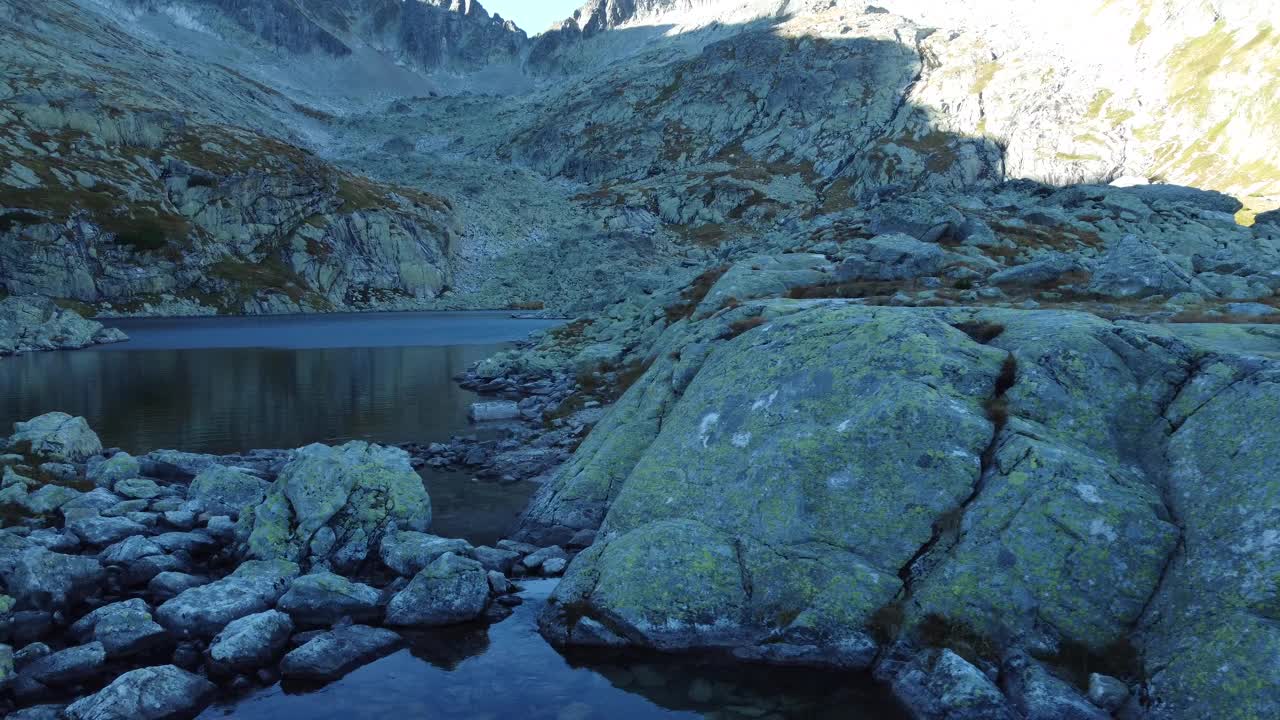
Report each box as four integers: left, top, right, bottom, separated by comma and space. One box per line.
2, 0, 1278, 316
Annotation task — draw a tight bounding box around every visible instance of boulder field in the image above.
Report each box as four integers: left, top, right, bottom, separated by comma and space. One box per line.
0, 415, 571, 718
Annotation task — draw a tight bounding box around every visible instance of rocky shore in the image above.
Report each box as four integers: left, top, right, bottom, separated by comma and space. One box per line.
0, 297, 126, 357
0, 412, 582, 719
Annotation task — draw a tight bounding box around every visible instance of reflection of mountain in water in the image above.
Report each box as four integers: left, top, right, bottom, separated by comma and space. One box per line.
0, 342, 497, 455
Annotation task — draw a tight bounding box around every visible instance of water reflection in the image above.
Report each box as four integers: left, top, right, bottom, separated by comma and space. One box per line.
0, 312, 560, 455
425, 470, 537, 547
204, 580, 907, 720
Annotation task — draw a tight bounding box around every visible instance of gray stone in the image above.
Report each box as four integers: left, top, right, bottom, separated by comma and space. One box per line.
1088, 234, 1207, 299
837, 234, 955, 281
2, 547, 104, 611
113, 477, 163, 500
68, 514, 148, 546
38, 463, 79, 484
150, 531, 218, 556
87, 452, 140, 488
140, 451, 222, 481
1087, 673, 1129, 712
541, 557, 568, 576
1119, 184, 1243, 214
21, 642, 105, 686
469, 401, 520, 422
63, 665, 215, 720
24, 528, 79, 553
521, 545, 568, 570
876, 648, 1017, 720
1224, 302, 1280, 317
380, 531, 472, 577
69, 599, 168, 658
241, 442, 431, 574
486, 570, 512, 594
471, 545, 521, 574
19, 484, 82, 514
156, 559, 299, 638
162, 510, 197, 529
279, 625, 402, 682
207, 609, 293, 673
147, 572, 209, 600
99, 535, 164, 565
7, 413, 101, 462
385, 553, 489, 627
61, 488, 123, 514
1002, 653, 1108, 720
187, 465, 268, 517
122, 553, 189, 587
277, 572, 382, 626
13, 642, 50, 669
986, 255, 1079, 287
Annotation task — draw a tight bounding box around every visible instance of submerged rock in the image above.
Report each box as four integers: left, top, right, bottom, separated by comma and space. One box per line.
469, 401, 520, 422
63, 664, 215, 720
279, 625, 401, 683
240, 442, 431, 574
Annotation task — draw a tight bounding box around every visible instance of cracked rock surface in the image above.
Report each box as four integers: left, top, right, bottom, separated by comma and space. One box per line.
524, 300, 1280, 718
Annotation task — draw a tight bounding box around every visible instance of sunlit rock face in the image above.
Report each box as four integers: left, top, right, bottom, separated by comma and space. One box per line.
1, 0, 1277, 315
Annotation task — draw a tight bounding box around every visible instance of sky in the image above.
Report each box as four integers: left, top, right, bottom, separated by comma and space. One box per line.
481, 0, 583, 35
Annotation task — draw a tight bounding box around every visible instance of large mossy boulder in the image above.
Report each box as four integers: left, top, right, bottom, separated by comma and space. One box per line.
530, 301, 1280, 718
239, 442, 431, 573
6, 412, 102, 463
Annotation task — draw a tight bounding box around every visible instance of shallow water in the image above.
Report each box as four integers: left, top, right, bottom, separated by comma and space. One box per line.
0, 311, 561, 455
201, 579, 907, 720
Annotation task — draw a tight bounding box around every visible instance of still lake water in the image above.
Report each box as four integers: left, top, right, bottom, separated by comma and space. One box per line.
2, 311, 906, 719
0, 311, 561, 454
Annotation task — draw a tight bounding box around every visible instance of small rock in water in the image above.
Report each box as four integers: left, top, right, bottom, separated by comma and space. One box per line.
541, 557, 568, 576
486, 570, 512, 594
468, 401, 520, 422
278, 625, 402, 682
522, 545, 568, 571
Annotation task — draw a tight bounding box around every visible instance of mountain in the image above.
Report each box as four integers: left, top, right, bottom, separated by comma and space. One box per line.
0, 0, 1277, 317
